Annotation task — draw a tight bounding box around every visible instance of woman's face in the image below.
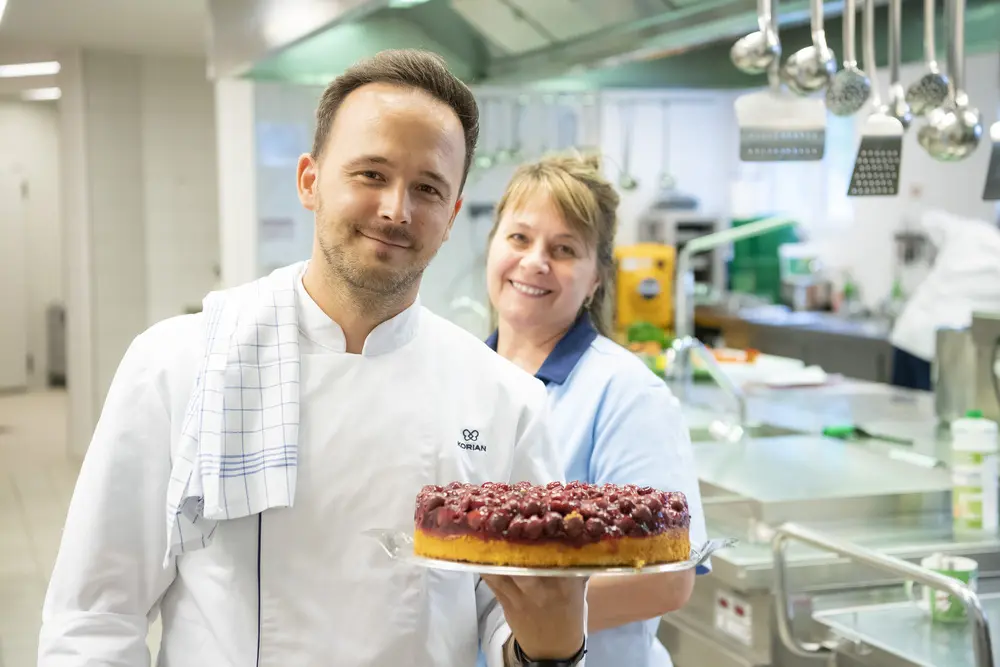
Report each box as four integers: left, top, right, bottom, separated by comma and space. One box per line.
487, 192, 599, 337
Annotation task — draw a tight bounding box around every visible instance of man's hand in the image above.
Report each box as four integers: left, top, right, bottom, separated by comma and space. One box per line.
482, 575, 587, 660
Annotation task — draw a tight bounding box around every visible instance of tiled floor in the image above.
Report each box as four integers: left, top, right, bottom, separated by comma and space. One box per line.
0, 390, 160, 666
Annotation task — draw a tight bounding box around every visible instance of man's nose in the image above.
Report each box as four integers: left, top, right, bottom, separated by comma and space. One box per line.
378, 182, 412, 224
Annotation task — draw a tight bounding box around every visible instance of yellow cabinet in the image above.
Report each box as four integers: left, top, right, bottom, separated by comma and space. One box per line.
614, 243, 676, 331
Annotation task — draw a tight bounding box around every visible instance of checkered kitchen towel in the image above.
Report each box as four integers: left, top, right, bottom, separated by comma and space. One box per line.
163, 261, 306, 565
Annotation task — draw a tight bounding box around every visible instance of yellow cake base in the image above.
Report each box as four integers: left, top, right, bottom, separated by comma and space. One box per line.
414, 528, 690, 569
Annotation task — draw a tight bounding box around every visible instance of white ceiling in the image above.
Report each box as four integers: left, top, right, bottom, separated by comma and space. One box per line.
0, 0, 209, 61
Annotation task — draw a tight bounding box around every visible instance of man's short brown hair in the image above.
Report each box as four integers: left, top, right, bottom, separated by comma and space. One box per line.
311, 49, 480, 193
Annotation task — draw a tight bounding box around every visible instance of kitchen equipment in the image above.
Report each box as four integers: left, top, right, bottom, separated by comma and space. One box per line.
971, 310, 1000, 421
613, 243, 676, 332
780, 0, 837, 96
734, 0, 826, 162
983, 121, 1000, 200
906, 0, 950, 116
778, 242, 830, 311
905, 554, 981, 624
934, 325, 977, 424
822, 424, 913, 445
730, 0, 781, 74
616, 100, 638, 191
917, 0, 983, 162
886, 0, 913, 130
950, 411, 999, 533
825, 0, 870, 117
848, 0, 903, 197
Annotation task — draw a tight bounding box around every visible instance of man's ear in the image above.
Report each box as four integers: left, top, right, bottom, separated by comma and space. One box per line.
443, 195, 464, 243
297, 153, 319, 211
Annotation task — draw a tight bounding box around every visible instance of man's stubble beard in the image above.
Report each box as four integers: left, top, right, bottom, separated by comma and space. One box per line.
315, 200, 434, 316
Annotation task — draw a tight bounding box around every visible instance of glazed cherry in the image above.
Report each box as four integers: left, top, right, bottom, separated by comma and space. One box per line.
563, 513, 585, 537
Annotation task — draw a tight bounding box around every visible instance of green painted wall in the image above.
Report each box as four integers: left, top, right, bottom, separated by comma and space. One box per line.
248, 0, 1000, 89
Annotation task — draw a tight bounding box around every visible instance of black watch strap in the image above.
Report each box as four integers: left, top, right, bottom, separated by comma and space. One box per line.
513, 639, 587, 666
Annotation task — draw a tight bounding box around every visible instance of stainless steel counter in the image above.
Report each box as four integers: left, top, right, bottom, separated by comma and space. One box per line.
814, 593, 1000, 667
659, 375, 1000, 667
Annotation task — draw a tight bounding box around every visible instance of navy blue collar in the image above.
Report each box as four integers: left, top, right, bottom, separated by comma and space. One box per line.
485, 313, 598, 385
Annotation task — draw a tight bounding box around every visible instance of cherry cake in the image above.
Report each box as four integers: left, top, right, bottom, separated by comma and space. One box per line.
413, 481, 691, 568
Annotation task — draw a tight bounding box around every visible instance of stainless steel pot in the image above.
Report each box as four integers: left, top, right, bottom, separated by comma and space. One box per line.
934, 325, 977, 424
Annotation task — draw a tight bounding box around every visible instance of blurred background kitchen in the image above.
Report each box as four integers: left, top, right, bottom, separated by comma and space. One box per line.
2, 0, 1000, 665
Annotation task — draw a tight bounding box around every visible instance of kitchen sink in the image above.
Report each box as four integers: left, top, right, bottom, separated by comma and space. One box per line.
688, 421, 806, 442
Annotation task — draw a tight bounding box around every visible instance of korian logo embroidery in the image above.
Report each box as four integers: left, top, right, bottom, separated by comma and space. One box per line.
458, 428, 486, 452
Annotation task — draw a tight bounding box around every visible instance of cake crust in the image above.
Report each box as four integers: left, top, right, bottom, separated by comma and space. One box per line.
413, 481, 691, 568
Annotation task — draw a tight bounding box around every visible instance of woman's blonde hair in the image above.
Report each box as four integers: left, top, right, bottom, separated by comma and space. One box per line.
487, 150, 620, 337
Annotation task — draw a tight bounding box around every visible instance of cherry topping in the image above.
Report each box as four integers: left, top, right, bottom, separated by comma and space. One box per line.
423, 494, 446, 512
563, 513, 585, 538
524, 516, 545, 540
520, 499, 542, 517
585, 517, 606, 538
507, 516, 527, 539
543, 512, 562, 536
467, 509, 486, 531
643, 496, 663, 513
632, 505, 653, 525
615, 515, 637, 534
487, 511, 511, 534
670, 498, 687, 513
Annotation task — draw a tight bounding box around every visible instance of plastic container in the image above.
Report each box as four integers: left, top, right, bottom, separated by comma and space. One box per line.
951, 410, 1000, 533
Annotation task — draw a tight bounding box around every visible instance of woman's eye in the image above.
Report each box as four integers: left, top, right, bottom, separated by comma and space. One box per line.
553, 245, 577, 258
360, 171, 384, 181
508, 233, 528, 244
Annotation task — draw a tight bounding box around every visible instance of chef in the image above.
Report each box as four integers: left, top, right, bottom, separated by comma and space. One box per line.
890, 209, 1000, 390
38, 49, 588, 667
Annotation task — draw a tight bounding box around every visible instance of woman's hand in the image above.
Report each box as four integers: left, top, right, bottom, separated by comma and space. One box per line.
482, 574, 587, 660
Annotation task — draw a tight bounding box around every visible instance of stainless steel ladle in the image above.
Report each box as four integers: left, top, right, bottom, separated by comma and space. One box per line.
825, 0, 870, 116
781, 0, 837, 96
906, 0, 950, 116
917, 0, 983, 161
886, 0, 913, 129
731, 0, 781, 74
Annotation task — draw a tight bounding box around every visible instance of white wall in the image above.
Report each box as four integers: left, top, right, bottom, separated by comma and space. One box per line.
59, 50, 219, 457
0, 100, 62, 389
141, 56, 221, 322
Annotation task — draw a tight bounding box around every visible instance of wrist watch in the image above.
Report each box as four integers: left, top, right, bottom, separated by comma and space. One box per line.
512, 638, 587, 666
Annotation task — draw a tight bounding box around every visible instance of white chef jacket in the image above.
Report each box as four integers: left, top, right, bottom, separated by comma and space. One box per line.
890, 210, 1000, 361
39, 264, 571, 667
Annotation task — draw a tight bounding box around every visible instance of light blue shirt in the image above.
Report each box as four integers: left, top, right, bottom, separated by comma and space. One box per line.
483, 314, 709, 667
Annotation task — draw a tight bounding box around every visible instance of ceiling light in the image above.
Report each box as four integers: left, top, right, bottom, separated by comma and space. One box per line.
0, 0, 8, 26
0, 61, 61, 78
388, 0, 431, 7
21, 87, 61, 102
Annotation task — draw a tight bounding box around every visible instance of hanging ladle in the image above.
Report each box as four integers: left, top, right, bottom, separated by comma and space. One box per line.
781, 0, 837, 96
917, 0, 982, 161
825, 0, 870, 116
658, 99, 676, 190
618, 101, 639, 191
731, 0, 781, 74
905, 0, 950, 116
886, 0, 913, 129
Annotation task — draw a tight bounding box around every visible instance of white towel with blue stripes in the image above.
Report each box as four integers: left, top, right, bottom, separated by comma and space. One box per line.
163, 261, 306, 566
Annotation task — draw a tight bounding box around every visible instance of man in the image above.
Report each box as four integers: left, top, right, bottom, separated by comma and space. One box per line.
39, 49, 587, 667
890, 209, 1000, 390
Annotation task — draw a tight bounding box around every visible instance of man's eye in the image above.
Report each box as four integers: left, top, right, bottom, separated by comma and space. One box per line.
417, 184, 441, 196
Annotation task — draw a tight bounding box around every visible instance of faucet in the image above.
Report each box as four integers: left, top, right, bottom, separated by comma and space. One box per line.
674, 216, 798, 339
670, 336, 749, 430
669, 216, 798, 433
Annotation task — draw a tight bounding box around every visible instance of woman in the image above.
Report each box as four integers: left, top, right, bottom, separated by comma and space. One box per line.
481, 152, 708, 666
